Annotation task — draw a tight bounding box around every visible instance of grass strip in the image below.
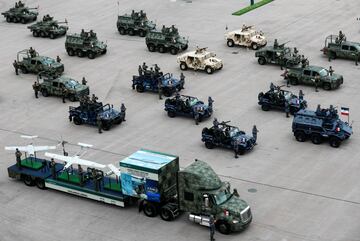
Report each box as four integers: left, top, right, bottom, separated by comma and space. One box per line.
233, 0, 274, 16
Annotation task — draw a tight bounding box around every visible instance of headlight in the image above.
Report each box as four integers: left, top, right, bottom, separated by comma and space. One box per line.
232, 220, 239, 224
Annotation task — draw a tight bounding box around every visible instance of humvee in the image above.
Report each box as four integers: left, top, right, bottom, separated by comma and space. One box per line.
225, 25, 266, 50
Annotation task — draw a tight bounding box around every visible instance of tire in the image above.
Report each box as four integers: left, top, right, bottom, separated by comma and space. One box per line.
290, 77, 298, 85
205, 66, 214, 74
49, 33, 55, 39
182, 44, 188, 50
68, 95, 76, 102
102, 49, 107, 55
143, 202, 158, 217
88, 51, 95, 59
294, 131, 306, 142
216, 220, 231, 235
6, 16, 12, 23
158, 45, 166, 53
41, 89, 49, 97
14, 17, 19, 23
102, 121, 111, 131
323, 83, 331, 90
311, 134, 322, 145
227, 39, 234, 47
67, 48, 75, 56
329, 52, 336, 60
180, 62, 187, 70
21, 18, 26, 24
170, 47, 178, 55
136, 84, 144, 93
163, 89, 172, 97
32, 31, 39, 37
251, 42, 258, 50
205, 141, 214, 149
118, 27, 126, 35
77, 50, 84, 57
167, 111, 176, 118
23, 175, 34, 186
21, 66, 28, 74
128, 28, 135, 36
35, 178, 46, 190
258, 57, 266, 65
147, 44, 156, 52
40, 31, 46, 37
261, 104, 270, 111
73, 116, 82, 125
238, 149, 245, 155
329, 137, 341, 148
160, 207, 174, 221
138, 30, 146, 37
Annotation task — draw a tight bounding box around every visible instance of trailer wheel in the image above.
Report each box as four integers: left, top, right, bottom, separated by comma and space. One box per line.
160, 206, 174, 221
23, 175, 34, 186
143, 202, 158, 217
35, 178, 46, 189
216, 220, 231, 235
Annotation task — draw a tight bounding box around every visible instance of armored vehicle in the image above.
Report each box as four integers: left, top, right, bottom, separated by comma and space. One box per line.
65, 30, 107, 59
2, 1, 38, 23
16, 49, 64, 74
7, 148, 252, 234
28, 15, 68, 39
321, 34, 360, 65
258, 83, 307, 113
69, 100, 124, 130
225, 25, 267, 50
146, 25, 188, 55
117, 10, 156, 37
292, 105, 352, 147
282, 65, 343, 90
165, 95, 214, 124
255, 40, 301, 67
132, 64, 184, 97
202, 120, 256, 157
37, 71, 89, 101
177, 47, 223, 74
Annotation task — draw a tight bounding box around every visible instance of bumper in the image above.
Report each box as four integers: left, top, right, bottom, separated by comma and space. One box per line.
230, 216, 252, 232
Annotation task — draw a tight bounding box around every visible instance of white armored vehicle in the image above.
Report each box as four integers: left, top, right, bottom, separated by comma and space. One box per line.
225, 25, 267, 50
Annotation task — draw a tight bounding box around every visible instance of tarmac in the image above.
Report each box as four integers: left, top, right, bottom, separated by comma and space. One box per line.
0, 0, 359, 241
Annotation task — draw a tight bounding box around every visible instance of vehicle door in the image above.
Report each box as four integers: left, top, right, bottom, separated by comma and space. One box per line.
349, 45, 358, 60
35, 60, 44, 72
301, 69, 312, 85
234, 34, 241, 45
339, 44, 350, 58
51, 81, 59, 95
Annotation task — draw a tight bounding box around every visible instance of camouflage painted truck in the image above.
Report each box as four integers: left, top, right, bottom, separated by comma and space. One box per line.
7, 149, 252, 234
2, 3, 38, 23
28, 15, 68, 39
146, 25, 188, 55
117, 10, 156, 37
321, 35, 360, 65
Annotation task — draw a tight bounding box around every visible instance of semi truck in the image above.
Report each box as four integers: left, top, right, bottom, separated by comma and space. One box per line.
7, 148, 252, 234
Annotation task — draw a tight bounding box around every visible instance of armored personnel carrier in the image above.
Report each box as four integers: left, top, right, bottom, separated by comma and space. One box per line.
177, 47, 223, 74
65, 29, 107, 59
37, 71, 89, 101
16, 48, 64, 74
28, 15, 68, 39
225, 25, 266, 49
117, 10, 156, 37
258, 83, 307, 114
202, 120, 256, 158
2, 1, 38, 23
146, 25, 188, 55
255, 40, 301, 67
165, 95, 214, 125
292, 105, 352, 147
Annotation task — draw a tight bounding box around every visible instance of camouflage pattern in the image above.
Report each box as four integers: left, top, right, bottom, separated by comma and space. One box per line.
28, 15, 68, 39
146, 25, 188, 55
117, 10, 156, 37
2, 3, 38, 24
322, 34, 360, 64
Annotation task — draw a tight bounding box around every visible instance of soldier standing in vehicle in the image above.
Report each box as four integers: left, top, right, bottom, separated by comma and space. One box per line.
252, 125, 258, 144
56, 55, 61, 63
15, 148, 22, 169
329, 66, 334, 76
82, 77, 87, 85
50, 158, 56, 178
32, 81, 40, 98
138, 65, 143, 76
209, 215, 216, 241
301, 55, 307, 68
96, 114, 102, 134
29, 47, 36, 58
13, 60, 20, 75
158, 80, 163, 100
142, 62, 148, 71
274, 39, 279, 48
338, 31, 346, 43
121, 103, 126, 121
285, 101, 290, 118
233, 188, 240, 197
91, 94, 98, 103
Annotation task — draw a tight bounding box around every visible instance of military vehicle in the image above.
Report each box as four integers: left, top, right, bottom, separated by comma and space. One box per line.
225, 25, 267, 50
2, 1, 38, 24
117, 10, 156, 37
65, 30, 107, 59
255, 40, 301, 67
146, 25, 188, 55
7, 147, 252, 234
292, 105, 353, 148
165, 95, 214, 124
258, 83, 307, 113
202, 121, 256, 157
16, 49, 64, 74
177, 47, 223, 74
37, 71, 89, 101
69, 100, 124, 130
321, 34, 360, 65
132, 64, 184, 97
282, 65, 343, 90
28, 15, 68, 39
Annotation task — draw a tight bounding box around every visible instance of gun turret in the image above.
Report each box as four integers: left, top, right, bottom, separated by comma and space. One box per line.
278, 41, 290, 48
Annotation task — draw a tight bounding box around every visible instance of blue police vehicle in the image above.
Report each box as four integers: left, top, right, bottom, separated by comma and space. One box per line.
292, 105, 353, 147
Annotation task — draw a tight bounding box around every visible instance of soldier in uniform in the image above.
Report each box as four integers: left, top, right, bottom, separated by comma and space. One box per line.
233, 188, 240, 197
338, 31, 346, 43
121, 103, 126, 121
56, 55, 61, 63
252, 125, 258, 144
209, 215, 216, 241
301, 55, 307, 68
213, 118, 219, 128
180, 72, 185, 86
299, 90, 304, 101
91, 94, 98, 103
15, 148, 22, 169
32, 81, 40, 98
329, 66, 334, 76
293, 47, 299, 56
13, 60, 19, 75
274, 39, 279, 48
194, 108, 200, 125
157, 80, 163, 100
314, 75, 320, 92
50, 158, 56, 178
285, 101, 290, 118
61, 87, 67, 103
82, 77, 87, 85
208, 96, 214, 108
142, 62, 148, 71
270, 82, 276, 91
29, 47, 36, 58
154, 64, 160, 75
96, 114, 102, 134
138, 65, 143, 76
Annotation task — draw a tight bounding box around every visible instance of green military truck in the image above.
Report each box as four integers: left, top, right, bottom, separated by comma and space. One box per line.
17, 49, 64, 75
8, 149, 252, 234
28, 15, 68, 39
117, 10, 156, 37
282, 65, 343, 90
2, 3, 38, 23
146, 25, 188, 55
65, 30, 107, 59
321, 35, 360, 65
37, 71, 89, 101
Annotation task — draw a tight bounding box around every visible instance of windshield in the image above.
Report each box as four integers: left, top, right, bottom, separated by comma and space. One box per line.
64, 79, 80, 89
42, 57, 56, 66
213, 188, 232, 205
229, 127, 240, 138
319, 69, 328, 77
284, 91, 292, 100
188, 97, 199, 106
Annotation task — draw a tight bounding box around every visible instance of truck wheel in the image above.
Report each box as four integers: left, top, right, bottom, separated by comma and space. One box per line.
261, 104, 270, 111
118, 27, 126, 35
21, 66, 28, 74
35, 178, 46, 189
67, 48, 75, 56
160, 206, 174, 221
128, 28, 135, 36
180, 62, 188, 70
216, 220, 231, 235
227, 39, 234, 47
143, 202, 158, 217
102, 49, 107, 55
182, 44, 188, 50
33, 31, 39, 37
73, 116, 82, 125
138, 30, 146, 37
294, 131, 306, 142
21, 18, 26, 24
205, 141, 214, 149
251, 42, 258, 50
205, 66, 214, 74
329, 137, 341, 148
147, 44, 156, 52
238, 149, 245, 155
23, 175, 34, 186
41, 89, 49, 97
102, 121, 111, 131
163, 89, 172, 97
167, 111, 176, 118
6, 16, 12, 22
49, 33, 55, 39
329, 52, 336, 60
68, 95, 76, 102
158, 45, 166, 53
258, 57, 266, 65
170, 47, 179, 55
290, 77, 298, 85
136, 85, 144, 93
77, 50, 84, 57
311, 134, 322, 145
323, 83, 331, 90
40, 31, 46, 37
88, 51, 95, 59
